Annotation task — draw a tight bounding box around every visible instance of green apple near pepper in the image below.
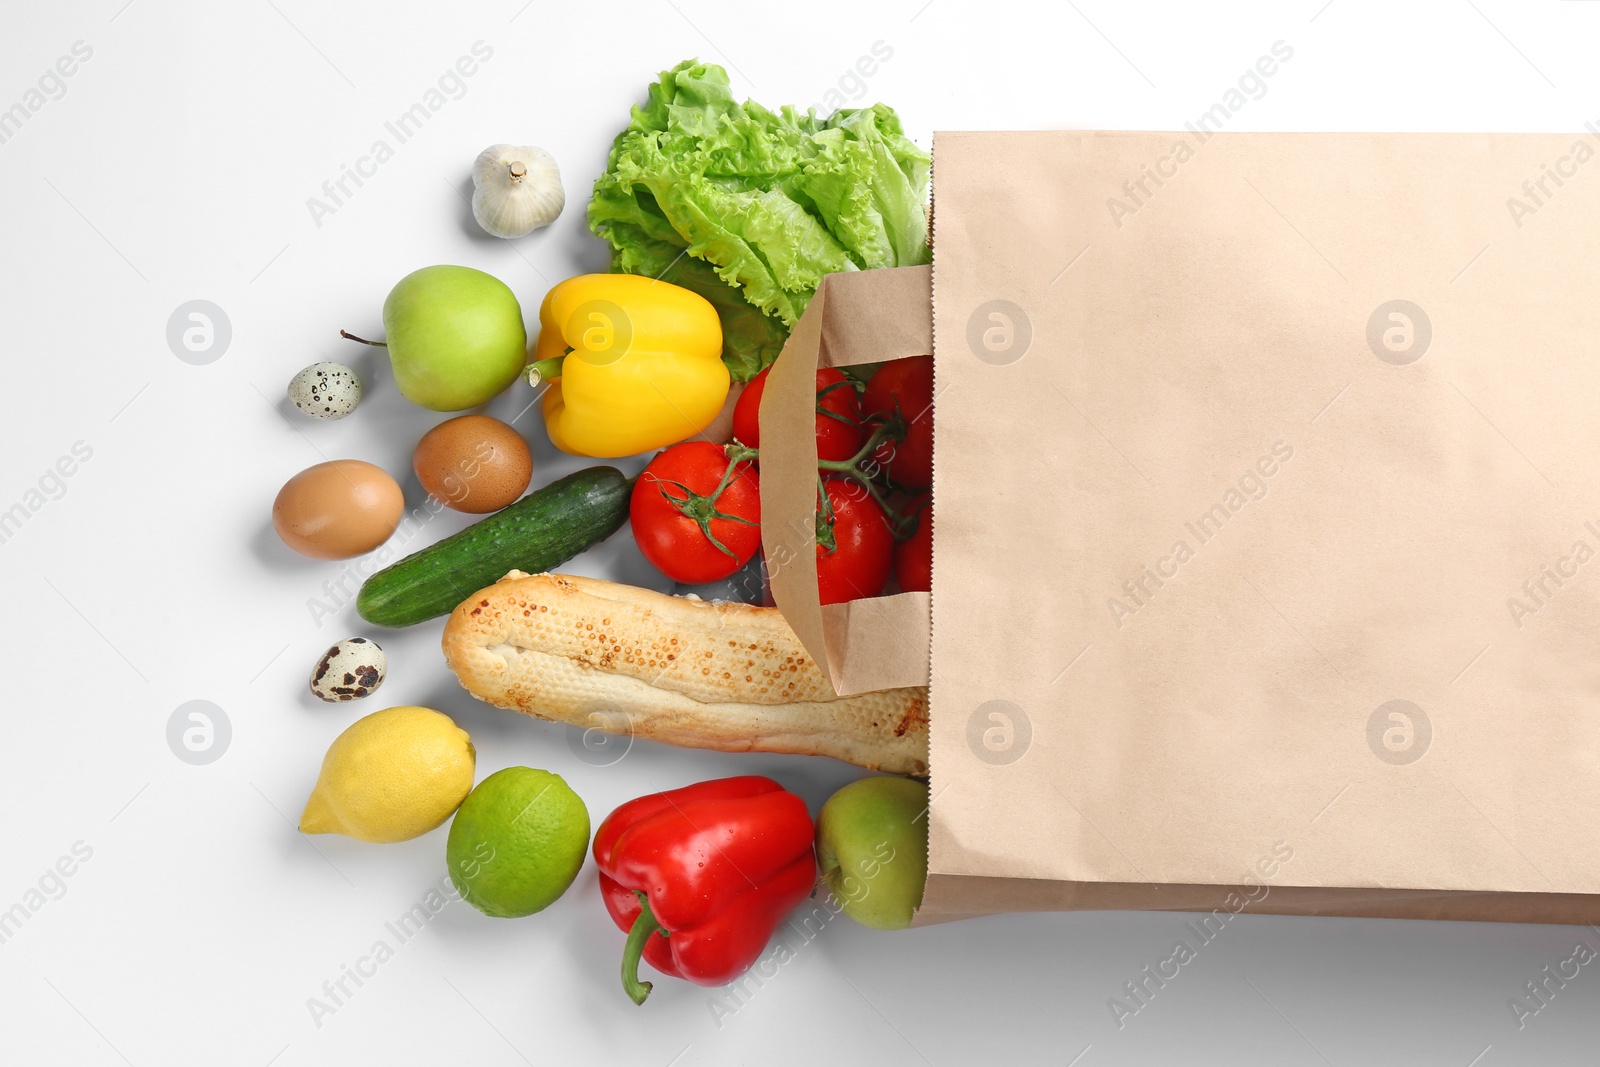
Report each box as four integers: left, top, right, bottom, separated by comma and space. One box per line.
815, 776, 929, 930
343, 265, 527, 411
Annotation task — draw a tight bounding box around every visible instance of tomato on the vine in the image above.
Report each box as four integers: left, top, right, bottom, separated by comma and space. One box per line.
631, 442, 761, 584
861, 355, 933, 489
893, 494, 931, 593
732, 365, 864, 463
816, 476, 893, 605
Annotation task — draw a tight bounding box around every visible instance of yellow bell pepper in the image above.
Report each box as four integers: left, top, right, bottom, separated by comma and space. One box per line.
530, 274, 729, 458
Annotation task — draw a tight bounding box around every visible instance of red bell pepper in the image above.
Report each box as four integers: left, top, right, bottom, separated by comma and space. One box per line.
593, 775, 817, 1004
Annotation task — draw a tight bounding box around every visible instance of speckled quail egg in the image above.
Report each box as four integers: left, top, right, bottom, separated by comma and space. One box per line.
310, 637, 386, 702
288, 362, 362, 419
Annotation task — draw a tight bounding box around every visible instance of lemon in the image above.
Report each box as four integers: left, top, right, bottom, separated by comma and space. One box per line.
299, 706, 476, 843
447, 767, 590, 918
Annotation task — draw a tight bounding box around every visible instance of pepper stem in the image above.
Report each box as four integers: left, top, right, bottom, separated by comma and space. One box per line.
339, 330, 387, 348
524, 354, 567, 386
622, 891, 668, 1006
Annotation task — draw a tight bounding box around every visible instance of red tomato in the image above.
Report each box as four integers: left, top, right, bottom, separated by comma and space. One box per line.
733, 365, 864, 463
816, 477, 893, 605
631, 442, 761, 584
861, 356, 934, 489
894, 495, 931, 593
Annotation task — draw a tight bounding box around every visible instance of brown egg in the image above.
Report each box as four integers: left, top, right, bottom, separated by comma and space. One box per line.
412, 415, 532, 513
273, 460, 404, 560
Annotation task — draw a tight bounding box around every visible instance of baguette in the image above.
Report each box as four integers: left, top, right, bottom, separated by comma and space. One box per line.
441, 571, 929, 775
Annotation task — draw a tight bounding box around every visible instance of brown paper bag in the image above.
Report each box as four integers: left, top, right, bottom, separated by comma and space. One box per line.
762, 131, 1600, 926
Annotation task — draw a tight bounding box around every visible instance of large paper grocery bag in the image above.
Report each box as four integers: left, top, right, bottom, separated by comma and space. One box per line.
765, 131, 1600, 925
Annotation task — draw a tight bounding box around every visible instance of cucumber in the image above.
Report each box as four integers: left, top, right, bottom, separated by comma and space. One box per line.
358, 466, 632, 627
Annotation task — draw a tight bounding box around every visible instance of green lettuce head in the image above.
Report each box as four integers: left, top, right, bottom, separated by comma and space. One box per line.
589, 60, 931, 381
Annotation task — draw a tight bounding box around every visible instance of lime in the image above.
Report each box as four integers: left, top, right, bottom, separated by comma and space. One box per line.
446, 767, 590, 918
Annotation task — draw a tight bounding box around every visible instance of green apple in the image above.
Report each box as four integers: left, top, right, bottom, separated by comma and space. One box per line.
815, 776, 928, 930
373, 265, 526, 411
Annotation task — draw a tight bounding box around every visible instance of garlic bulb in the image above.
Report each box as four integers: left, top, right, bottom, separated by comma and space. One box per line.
470, 144, 564, 239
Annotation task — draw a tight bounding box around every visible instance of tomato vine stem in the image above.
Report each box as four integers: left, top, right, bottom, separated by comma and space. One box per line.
732, 416, 918, 542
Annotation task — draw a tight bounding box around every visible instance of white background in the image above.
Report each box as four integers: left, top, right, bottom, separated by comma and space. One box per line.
3, 1, 1599, 1063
